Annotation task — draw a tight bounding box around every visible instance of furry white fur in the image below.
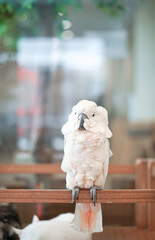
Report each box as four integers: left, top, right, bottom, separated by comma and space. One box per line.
13, 213, 92, 240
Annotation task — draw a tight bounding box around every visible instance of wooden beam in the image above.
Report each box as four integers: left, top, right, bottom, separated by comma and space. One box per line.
148, 160, 155, 230
0, 164, 135, 174
135, 159, 148, 229
109, 165, 135, 174
0, 189, 155, 203
0, 164, 63, 174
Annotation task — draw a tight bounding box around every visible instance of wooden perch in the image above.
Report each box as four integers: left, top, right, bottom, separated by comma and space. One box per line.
0, 164, 135, 174
0, 189, 155, 204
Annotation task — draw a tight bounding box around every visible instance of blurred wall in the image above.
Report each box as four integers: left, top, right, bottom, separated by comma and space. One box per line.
129, 0, 155, 122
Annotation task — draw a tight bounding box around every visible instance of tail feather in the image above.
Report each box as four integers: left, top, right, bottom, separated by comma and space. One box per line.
72, 203, 103, 233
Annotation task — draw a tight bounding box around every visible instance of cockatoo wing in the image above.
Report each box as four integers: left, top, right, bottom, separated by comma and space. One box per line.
101, 139, 113, 189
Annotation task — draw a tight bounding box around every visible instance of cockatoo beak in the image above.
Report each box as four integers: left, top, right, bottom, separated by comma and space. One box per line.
78, 113, 88, 130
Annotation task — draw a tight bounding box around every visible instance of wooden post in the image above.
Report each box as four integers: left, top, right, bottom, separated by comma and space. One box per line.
135, 159, 148, 229
148, 160, 155, 230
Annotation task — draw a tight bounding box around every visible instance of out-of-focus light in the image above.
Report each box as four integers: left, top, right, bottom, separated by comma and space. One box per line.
58, 12, 64, 16
52, 38, 60, 48
61, 30, 74, 40
62, 20, 72, 29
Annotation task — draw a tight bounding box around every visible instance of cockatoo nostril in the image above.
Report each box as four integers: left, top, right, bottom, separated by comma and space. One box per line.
78, 113, 88, 130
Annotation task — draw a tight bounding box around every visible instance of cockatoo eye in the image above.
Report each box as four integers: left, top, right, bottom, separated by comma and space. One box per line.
75, 112, 76, 115
92, 114, 95, 117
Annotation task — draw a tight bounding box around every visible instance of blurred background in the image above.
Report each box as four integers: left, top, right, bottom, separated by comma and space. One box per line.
0, 0, 155, 230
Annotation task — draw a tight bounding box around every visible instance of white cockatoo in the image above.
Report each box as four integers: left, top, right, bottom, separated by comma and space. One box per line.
13, 213, 92, 240
61, 100, 112, 233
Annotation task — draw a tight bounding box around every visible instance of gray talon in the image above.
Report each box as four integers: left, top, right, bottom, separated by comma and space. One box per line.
72, 187, 80, 205
90, 188, 93, 200
90, 186, 101, 206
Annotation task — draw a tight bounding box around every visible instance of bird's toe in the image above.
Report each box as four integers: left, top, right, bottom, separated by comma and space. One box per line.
90, 186, 101, 206
72, 186, 80, 205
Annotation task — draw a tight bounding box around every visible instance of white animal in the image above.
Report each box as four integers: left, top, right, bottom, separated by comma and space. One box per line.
13, 213, 92, 240
61, 100, 112, 233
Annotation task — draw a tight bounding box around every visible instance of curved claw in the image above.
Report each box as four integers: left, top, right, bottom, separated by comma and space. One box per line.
72, 187, 80, 205
90, 186, 101, 206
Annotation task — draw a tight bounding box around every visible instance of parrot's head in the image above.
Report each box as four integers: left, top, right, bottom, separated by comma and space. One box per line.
62, 100, 112, 138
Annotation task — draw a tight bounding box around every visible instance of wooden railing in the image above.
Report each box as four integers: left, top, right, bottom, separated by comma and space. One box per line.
0, 189, 155, 204
0, 164, 135, 174
0, 159, 155, 230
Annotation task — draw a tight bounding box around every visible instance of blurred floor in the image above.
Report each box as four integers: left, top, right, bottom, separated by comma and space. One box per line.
93, 227, 155, 240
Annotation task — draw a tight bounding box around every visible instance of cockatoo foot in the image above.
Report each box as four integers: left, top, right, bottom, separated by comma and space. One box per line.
72, 186, 80, 205
90, 186, 102, 206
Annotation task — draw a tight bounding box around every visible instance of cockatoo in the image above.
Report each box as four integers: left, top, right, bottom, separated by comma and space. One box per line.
13, 213, 92, 240
61, 100, 112, 233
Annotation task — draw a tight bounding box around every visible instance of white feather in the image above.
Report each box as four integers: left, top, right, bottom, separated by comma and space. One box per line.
13, 213, 92, 240
61, 100, 112, 190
